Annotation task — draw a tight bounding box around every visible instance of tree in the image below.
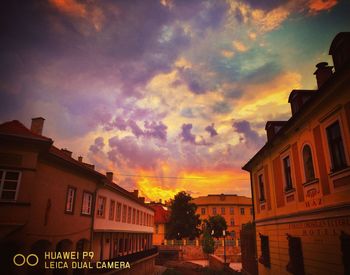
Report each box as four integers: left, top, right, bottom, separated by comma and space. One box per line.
204, 215, 227, 238
202, 230, 215, 255
166, 191, 201, 240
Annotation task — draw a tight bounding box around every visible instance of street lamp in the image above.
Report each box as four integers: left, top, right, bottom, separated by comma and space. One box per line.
223, 230, 226, 264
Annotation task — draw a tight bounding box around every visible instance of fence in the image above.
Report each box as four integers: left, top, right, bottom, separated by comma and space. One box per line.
163, 239, 238, 247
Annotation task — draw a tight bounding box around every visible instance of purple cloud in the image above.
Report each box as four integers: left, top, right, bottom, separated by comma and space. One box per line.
89, 137, 105, 154
232, 120, 265, 147
180, 123, 196, 143
144, 121, 168, 141
127, 119, 144, 138
205, 123, 218, 137
108, 136, 167, 169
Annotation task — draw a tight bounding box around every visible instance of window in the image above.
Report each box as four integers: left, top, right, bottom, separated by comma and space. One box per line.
65, 186, 76, 213
212, 207, 217, 215
155, 224, 159, 234
132, 208, 136, 224
240, 208, 245, 215
230, 207, 234, 215
0, 170, 21, 201
283, 156, 293, 191
116, 202, 122, 221
230, 219, 235, 226
286, 235, 305, 275
109, 200, 115, 220
302, 145, 315, 182
201, 208, 206, 215
122, 205, 127, 222
259, 234, 270, 268
136, 210, 139, 224
221, 207, 225, 215
140, 211, 143, 225
326, 121, 347, 172
96, 196, 106, 217
81, 192, 93, 215
340, 231, 350, 275
258, 174, 265, 201
127, 206, 132, 223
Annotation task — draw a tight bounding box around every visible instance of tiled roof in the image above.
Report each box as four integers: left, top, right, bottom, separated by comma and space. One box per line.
0, 120, 52, 142
149, 204, 169, 224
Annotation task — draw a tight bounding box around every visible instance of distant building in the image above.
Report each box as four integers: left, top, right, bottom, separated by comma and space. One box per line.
192, 194, 253, 242
243, 32, 350, 275
148, 202, 169, 245
0, 118, 156, 274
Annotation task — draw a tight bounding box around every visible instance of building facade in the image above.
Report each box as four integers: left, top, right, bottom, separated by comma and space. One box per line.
243, 33, 350, 275
148, 203, 169, 245
0, 118, 155, 275
192, 194, 253, 242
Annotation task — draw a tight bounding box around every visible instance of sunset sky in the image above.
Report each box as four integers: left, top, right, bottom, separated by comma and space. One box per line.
1, 0, 349, 201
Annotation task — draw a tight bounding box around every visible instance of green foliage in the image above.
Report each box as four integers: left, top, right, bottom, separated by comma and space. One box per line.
204, 215, 227, 238
202, 230, 215, 254
166, 191, 201, 240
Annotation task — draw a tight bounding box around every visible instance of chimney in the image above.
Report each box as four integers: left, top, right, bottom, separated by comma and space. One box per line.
133, 190, 139, 197
31, 117, 45, 135
314, 62, 333, 88
61, 148, 72, 157
106, 172, 113, 182
78, 156, 83, 162
139, 197, 145, 203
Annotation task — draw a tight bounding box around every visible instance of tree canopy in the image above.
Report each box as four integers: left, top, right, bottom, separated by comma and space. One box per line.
166, 191, 201, 240
204, 215, 227, 238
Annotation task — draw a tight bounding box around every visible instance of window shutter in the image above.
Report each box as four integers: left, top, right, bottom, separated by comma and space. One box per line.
263, 165, 272, 210
254, 172, 260, 214
313, 126, 330, 195
273, 157, 285, 208
292, 143, 304, 202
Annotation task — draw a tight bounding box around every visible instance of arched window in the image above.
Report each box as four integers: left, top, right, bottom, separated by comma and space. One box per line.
302, 145, 315, 182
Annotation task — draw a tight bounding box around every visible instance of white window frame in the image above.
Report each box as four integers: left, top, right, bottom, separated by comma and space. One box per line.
0, 169, 22, 201
65, 186, 76, 213
81, 191, 93, 215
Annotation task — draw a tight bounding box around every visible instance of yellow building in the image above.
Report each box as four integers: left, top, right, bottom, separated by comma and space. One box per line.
243, 32, 350, 275
192, 194, 253, 241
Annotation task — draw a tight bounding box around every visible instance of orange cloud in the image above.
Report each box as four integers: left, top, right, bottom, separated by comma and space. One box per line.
49, 0, 86, 17
308, 0, 338, 13
135, 168, 251, 202
232, 40, 248, 52
49, 0, 105, 31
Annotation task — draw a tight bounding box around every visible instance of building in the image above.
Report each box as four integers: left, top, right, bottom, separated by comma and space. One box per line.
0, 118, 156, 275
242, 32, 350, 275
192, 194, 253, 242
148, 203, 169, 245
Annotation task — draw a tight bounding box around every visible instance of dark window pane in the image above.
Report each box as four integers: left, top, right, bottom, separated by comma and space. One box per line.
3, 181, 18, 190
283, 156, 293, 190
1, 191, 16, 200
303, 145, 315, 181
5, 171, 19, 180
326, 121, 347, 172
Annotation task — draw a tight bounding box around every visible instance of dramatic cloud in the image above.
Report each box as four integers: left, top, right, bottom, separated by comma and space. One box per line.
89, 137, 105, 154
1, 0, 347, 201
180, 123, 196, 144
205, 124, 218, 137
233, 120, 265, 148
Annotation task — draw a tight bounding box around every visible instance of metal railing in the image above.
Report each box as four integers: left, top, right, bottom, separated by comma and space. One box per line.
164, 239, 237, 247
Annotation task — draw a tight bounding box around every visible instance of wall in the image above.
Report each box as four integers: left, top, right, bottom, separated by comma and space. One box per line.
94, 188, 153, 234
